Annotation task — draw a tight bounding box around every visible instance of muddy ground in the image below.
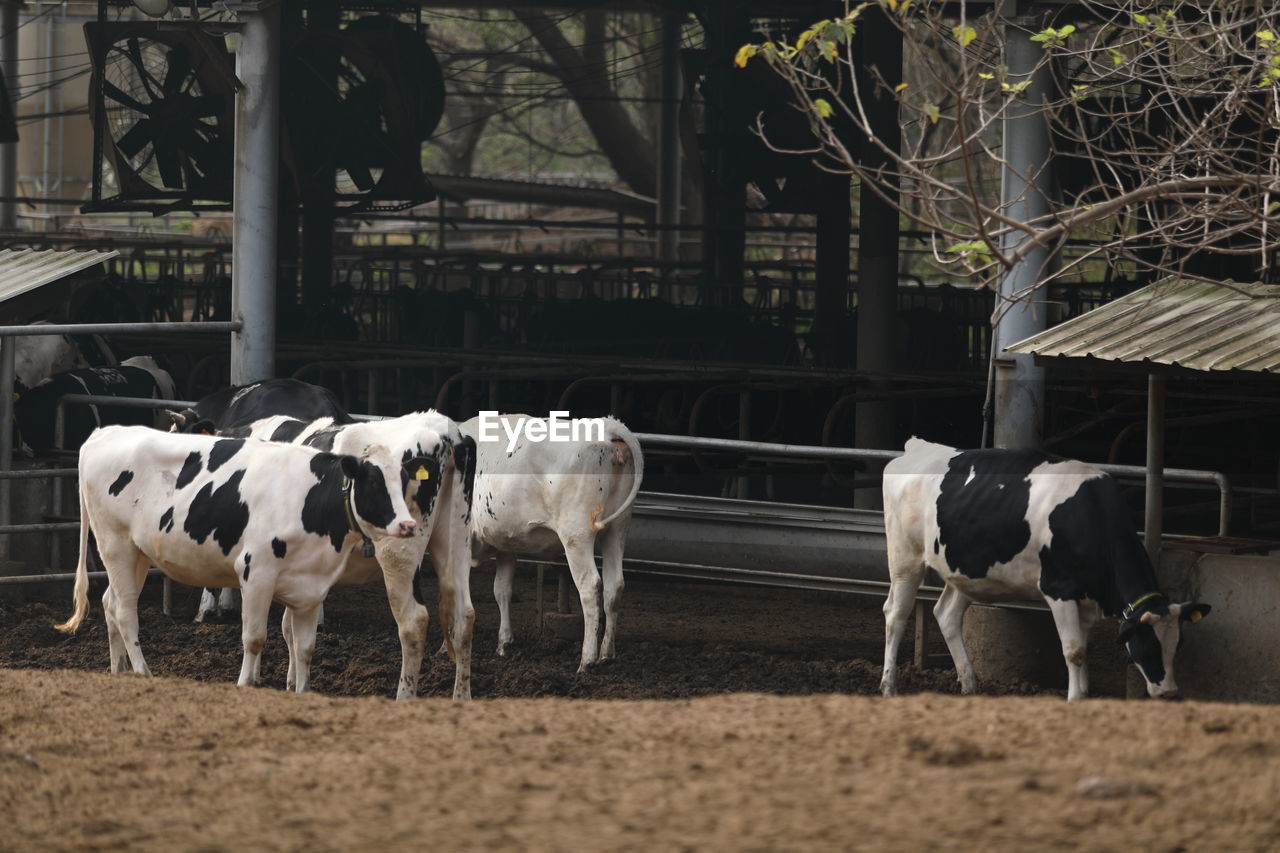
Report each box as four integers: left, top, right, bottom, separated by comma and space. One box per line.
2, 567, 1277, 851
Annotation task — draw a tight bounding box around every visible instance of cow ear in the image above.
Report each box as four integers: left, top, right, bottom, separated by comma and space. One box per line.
1139, 610, 1160, 625
1179, 602, 1211, 623
339, 454, 362, 480
1117, 621, 1138, 645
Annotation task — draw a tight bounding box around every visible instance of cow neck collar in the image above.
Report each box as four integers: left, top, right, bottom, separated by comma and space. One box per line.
340, 474, 374, 553
1121, 591, 1166, 622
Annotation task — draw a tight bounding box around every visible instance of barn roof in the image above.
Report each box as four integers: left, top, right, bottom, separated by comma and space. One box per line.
1005, 278, 1280, 374
0, 248, 119, 306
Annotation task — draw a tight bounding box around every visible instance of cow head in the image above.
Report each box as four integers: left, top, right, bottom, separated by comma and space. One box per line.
166, 408, 202, 433
344, 444, 418, 540
1117, 596, 1212, 699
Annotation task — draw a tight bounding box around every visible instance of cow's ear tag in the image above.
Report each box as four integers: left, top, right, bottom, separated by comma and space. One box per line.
1190, 610, 1203, 622
415, 465, 430, 481
10, 392, 17, 402
361, 539, 376, 558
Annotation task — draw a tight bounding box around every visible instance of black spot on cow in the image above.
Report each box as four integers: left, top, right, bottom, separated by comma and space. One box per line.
411, 563, 427, 607
181, 378, 355, 434
1039, 474, 1162, 615
108, 470, 134, 497
935, 450, 1038, 579
301, 453, 394, 552
455, 435, 477, 519
302, 427, 341, 452
183, 469, 250, 556
933, 538, 940, 555
13, 365, 172, 455
242, 552, 252, 582
159, 506, 174, 533
208, 439, 246, 473
270, 419, 308, 443
402, 455, 441, 518
272, 537, 287, 559
176, 451, 203, 489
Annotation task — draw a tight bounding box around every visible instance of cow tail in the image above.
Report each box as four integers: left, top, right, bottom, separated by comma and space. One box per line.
593, 425, 643, 530
54, 475, 92, 634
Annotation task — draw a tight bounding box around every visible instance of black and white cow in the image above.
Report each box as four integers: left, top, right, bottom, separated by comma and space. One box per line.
171, 379, 355, 623
200, 411, 477, 701
14, 356, 176, 454
56, 425, 420, 692
460, 413, 643, 671
166, 377, 354, 434
881, 438, 1211, 701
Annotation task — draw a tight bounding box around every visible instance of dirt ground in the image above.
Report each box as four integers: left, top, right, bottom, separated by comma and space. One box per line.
2, 567, 1279, 851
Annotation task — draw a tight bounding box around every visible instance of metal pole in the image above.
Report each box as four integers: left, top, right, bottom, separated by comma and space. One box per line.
656, 11, 683, 262
0, 336, 13, 561
993, 17, 1054, 449
1145, 374, 1166, 562
853, 8, 901, 509
0, 0, 17, 230
231, 2, 281, 385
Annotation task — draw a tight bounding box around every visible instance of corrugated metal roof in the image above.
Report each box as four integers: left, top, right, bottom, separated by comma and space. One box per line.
1006, 278, 1280, 374
0, 248, 119, 306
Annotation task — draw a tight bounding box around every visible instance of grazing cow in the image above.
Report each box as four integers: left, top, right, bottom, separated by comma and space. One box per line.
14, 356, 176, 454
460, 413, 642, 670
880, 438, 1211, 701
196, 411, 477, 701
171, 379, 355, 623
56, 426, 421, 692
166, 377, 355, 434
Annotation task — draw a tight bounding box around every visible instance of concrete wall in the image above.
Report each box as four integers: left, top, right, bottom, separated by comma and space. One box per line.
1156, 548, 1280, 703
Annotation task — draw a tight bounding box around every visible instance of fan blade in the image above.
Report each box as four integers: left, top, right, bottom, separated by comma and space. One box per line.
162, 45, 193, 95
125, 37, 163, 104
102, 80, 153, 115
115, 118, 156, 160
186, 93, 224, 119
343, 162, 375, 192
153, 139, 185, 189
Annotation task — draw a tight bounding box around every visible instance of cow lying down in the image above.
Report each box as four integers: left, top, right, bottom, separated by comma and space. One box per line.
881, 438, 1210, 701
191, 411, 477, 701
56, 426, 423, 693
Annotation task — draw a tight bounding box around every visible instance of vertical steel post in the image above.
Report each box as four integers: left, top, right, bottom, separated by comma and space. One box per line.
853, 8, 901, 509
1145, 374, 1166, 563
656, 12, 683, 262
0, 0, 18, 230
993, 17, 1054, 449
0, 335, 13, 560
231, 2, 282, 385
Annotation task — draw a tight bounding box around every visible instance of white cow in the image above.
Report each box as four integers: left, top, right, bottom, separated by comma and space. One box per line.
57, 426, 423, 693
8, 321, 90, 392
460, 413, 643, 670
196, 411, 476, 701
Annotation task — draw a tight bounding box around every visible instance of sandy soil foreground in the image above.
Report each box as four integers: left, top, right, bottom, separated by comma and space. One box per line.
2, 668, 1279, 853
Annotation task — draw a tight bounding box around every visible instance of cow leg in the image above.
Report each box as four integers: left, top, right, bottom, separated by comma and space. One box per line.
194, 588, 218, 623
281, 608, 297, 692
286, 604, 323, 693
218, 588, 238, 617
493, 551, 517, 656
98, 547, 152, 676
598, 517, 630, 662
933, 584, 977, 694
101, 587, 130, 673
431, 518, 474, 701
380, 550, 429, 701
236, 582, 273, 687
1075, 600, 1100, 698
880, 562, 925, 697
561, 533, 603, 671
1045, 597, 1089, 701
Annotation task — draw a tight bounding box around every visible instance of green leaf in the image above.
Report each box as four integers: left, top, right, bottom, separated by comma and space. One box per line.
1259, 30, 1276, 42
813, 98, 834, 118
923, 102, 941, 124
952, 24, 976, 48
734, 44, 757, 68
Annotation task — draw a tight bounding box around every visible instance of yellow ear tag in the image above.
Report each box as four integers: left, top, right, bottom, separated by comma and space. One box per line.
1190, 611, 1202, 622
415, 466, 430, 481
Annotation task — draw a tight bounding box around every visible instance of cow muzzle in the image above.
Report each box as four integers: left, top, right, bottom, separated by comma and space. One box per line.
395, 520, 417, 538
